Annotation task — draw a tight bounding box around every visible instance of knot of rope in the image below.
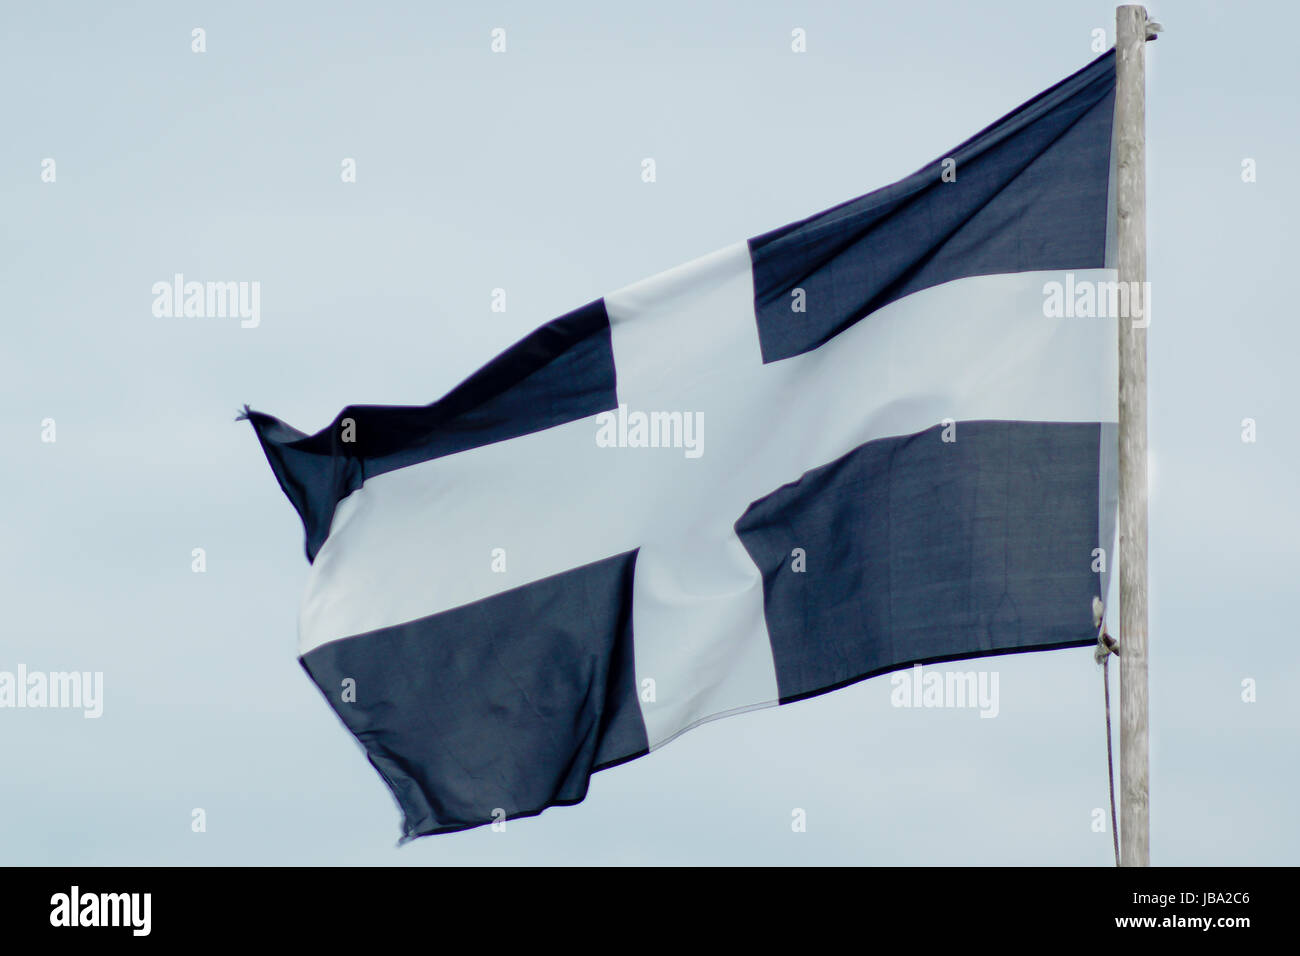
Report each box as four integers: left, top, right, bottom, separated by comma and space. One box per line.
1093, 595, 1119, 663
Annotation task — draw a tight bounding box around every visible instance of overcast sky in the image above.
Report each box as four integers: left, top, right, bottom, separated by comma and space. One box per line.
3, 0, 1296, 865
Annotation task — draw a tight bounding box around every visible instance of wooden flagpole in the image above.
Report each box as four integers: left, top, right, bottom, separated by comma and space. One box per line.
1115, 3, 1151, 867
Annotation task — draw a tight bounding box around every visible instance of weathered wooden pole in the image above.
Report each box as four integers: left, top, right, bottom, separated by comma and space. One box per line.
1115, 3, 1151, 867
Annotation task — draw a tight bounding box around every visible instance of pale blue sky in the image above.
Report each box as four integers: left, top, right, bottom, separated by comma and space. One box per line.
2, 0, 1296, 864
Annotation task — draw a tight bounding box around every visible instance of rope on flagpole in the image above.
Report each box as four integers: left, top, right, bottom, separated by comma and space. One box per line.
1093, 596, 1120, 867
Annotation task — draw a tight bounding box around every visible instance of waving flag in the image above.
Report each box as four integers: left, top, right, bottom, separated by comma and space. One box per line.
246, 50, 1120, 840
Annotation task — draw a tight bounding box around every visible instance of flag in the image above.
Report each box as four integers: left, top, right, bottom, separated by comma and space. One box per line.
246, 50, 1120, 840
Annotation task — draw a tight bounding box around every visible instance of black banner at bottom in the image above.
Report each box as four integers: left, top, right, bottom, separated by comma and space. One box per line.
0, 865, 1282, 942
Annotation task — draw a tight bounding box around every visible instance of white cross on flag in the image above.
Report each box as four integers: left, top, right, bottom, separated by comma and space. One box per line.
246, 50, 1120, 840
